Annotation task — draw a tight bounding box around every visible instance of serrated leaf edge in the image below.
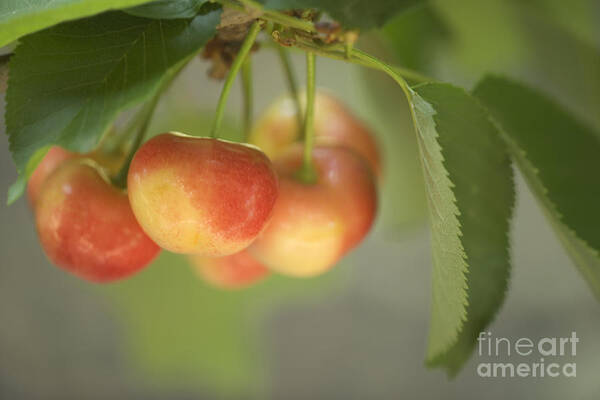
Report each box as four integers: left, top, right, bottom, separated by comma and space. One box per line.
406, 87, 470, 361
425, 87, 516, 374
475, 75, 600, 300
494, 118, 600, 300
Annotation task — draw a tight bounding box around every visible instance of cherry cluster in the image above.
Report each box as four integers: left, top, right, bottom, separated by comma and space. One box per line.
30, 91, 380, 288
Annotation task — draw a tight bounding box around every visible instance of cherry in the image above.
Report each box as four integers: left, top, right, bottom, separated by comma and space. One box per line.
249, 145, 377, 277
190, 249, 269, 289
27, 146, 73, 205
127, 132, 279, 256
35, 159, 160, 282
249, 91, 382, 176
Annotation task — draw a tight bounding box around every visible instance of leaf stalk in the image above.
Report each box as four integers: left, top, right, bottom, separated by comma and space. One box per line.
295, 51, 317, 184
241, 54, 253, 138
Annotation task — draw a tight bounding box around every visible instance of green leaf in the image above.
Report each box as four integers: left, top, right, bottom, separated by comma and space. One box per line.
410, 83, 514, 369
5, 10, 220, 203
260, 0, 422, 30
125, 0, 212, 19
0, 0, 161, 48
474, 75, 600, 300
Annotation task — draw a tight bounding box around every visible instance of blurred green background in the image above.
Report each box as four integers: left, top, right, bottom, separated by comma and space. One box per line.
1, 0, 599, 398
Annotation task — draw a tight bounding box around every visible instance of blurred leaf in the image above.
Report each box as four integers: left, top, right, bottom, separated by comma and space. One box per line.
474, 75, 600, 300
430, 0, 526, 80
5, 10, 220, 204
410, 83, 514, 365
260, 0, 422, 30
125, 0, 214, 19
426, 0, 600, 130
105, 251, 340, 397
521, 0, 600, 46
0, 0, 158, 48
380, 3, 448, 72
514, 5, 600, 130
0, 54, 8, 93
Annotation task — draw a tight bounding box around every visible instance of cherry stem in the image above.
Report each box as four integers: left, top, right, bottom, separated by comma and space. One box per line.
113, 91, 161, 188
295, 51, 317, 184
219, 0, 431, 86
233, 0, 317, 33
351, 49, 414, 97
291, 38, 432, 86
211, 20, 262, 138
292, 42, 421, 134
276, 45, 304, 131
241, 54, 253, 139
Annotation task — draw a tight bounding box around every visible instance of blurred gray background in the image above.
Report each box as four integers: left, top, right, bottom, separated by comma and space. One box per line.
1, 3, 600, 397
